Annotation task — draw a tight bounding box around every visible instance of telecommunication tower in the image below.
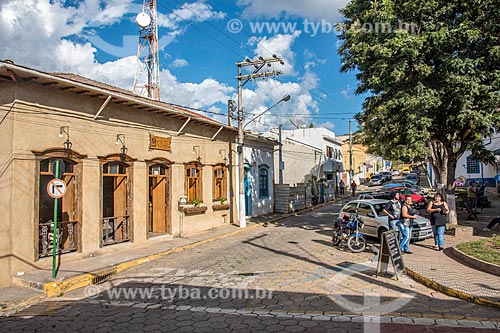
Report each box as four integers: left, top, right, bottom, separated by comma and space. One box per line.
133, 0, 160, 100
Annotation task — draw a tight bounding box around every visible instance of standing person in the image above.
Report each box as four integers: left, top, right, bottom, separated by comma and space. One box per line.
427, 193, 449, 251
339, 180, 345, 195
350, 180, 357, 197
476, 182, 487, 212
400, 196, 418, 254
467, 182, 476, 210
383, 192, 402, 231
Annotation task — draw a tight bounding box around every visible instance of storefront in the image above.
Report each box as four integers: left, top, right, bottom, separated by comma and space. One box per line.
0, 61, 237, 287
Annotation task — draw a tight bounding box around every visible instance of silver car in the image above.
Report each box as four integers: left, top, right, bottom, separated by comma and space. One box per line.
338, 199, 433, 241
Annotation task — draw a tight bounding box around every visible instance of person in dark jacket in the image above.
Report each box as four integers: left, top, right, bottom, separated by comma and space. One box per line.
427, 193, 449, 251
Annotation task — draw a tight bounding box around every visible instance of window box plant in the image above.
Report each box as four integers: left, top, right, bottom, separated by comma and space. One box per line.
213, 197, 230, 211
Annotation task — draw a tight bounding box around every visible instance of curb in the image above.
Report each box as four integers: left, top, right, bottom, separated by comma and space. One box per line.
404, 267, 500, 309
43, 222, 265, 298
5, 202, 337, 313
448, 246, 500, 277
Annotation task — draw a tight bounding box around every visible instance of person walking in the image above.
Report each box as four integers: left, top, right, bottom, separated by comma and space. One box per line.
427, 193, 449, 251
339, 180, 345, 195
350, 180, 357, 197
383, 192, 402, 231
400, 196, 418, 254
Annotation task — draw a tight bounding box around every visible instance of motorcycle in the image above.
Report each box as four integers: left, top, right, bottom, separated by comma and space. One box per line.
331, 213, 367, 253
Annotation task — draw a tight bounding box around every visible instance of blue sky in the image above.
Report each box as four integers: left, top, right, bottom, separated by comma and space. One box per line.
0, 0, 363, 135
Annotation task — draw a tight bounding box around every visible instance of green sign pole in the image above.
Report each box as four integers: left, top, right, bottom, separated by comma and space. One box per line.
51, 160, 60, 279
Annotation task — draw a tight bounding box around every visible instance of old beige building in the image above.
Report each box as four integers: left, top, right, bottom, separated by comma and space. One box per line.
0, 61, 239, 287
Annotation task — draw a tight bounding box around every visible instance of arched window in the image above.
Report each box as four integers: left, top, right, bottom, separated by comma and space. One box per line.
213, 164, 227, 201
185, 162, 203, 203
258, 165, 269, 198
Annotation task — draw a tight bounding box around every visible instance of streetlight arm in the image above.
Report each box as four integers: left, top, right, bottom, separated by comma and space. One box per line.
243, 94, 290, 130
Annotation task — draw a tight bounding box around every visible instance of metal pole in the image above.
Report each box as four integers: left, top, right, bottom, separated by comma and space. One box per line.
237, 65, 246, 228
279, 124, 283, 184
228, 100, 234, 224
52, 160, 60, 278
349, 119, 353, 181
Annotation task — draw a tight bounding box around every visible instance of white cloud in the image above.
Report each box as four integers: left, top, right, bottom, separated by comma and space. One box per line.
238, 0, 349, 21
247, 32, 301, 76
157, 1, 225, 29
160, 70, 234, 110
171, 58, 189, 68
340, 85, 352, 100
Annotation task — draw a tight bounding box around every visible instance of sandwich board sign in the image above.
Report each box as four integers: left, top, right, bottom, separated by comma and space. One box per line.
376, 230, 405, 280
47, 179, 67, 199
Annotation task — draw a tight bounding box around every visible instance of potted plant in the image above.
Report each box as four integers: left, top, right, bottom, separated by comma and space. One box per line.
183, 198, 207, 215
213, 197, 230, 211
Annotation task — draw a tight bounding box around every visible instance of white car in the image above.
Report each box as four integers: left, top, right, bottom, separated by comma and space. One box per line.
391, 170, 400, 176
338, 199, 433, 241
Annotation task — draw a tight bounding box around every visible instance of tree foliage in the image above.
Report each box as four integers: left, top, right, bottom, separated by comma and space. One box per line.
337, 0, 500, 191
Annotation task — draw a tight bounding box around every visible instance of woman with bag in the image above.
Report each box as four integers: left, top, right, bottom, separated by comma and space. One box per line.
400, 196, 418, 254
427, 193, 449, 251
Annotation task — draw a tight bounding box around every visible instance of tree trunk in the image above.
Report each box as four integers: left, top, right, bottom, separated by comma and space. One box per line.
429, 140, 458, 225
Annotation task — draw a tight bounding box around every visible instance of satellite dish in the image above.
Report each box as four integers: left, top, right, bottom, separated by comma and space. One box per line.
136, 12, 151, 28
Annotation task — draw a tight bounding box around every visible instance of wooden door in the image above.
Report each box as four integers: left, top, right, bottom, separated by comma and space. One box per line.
151, 176, 167, 233
114, 176, 128, 241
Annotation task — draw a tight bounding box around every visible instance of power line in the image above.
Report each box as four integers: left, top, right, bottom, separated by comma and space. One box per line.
156, 1, 361, 119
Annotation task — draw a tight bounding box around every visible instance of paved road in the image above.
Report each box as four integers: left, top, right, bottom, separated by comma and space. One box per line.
1, 204, 499, 332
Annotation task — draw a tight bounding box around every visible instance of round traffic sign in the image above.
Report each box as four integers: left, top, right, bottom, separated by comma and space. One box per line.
47, 179, 67, 198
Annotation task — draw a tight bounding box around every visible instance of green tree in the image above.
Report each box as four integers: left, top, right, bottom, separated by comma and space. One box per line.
337, 0, 500, 223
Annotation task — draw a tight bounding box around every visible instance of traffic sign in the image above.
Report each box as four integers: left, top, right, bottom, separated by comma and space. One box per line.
47, 179, 67, 198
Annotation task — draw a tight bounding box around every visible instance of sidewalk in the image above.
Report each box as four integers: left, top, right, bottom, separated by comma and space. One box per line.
1, 189, 499, 314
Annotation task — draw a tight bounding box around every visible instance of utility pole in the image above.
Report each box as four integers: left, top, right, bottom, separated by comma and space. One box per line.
349, 119, 353, 182
279, 124, 283, 184
228, 100, 235, 224
236, 55, 284, 228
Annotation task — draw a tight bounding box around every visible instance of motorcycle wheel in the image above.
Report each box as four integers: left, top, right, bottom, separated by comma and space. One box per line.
347, 235, 366, 253
331, 230, 341, 246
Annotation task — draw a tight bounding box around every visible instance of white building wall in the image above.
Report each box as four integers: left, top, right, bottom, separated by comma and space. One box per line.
243, 139, 275, 216
455, 134, 500, 187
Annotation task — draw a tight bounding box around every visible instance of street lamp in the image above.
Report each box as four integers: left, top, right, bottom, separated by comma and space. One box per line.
237, 94, 291, 228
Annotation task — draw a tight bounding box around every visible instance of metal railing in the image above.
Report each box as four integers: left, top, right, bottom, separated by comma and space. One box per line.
102, 215, 130, 246
39, 220, 79, 258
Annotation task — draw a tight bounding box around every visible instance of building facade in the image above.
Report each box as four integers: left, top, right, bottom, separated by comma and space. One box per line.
0, 61, 238, 287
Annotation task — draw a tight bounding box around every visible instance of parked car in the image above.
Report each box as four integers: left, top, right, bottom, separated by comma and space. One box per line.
411, 166, 421, 175
401, 166, 411, 175
405, 172, 420, 186
380, 182, 424, 194
391, 170, 400, 176
357, 192, 386, 200
389, 187, 427, 208
367, 175, 384, 186
338, 199, 433, 242
379, 171, 392, 181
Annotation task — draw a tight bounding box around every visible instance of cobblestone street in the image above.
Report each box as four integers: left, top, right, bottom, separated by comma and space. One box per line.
1, 204, 499, 332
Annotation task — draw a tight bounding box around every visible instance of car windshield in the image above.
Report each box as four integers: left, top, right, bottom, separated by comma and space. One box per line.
373, 203, 388, 216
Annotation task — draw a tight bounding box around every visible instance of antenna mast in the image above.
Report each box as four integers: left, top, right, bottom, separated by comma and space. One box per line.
133, 0, 160, 100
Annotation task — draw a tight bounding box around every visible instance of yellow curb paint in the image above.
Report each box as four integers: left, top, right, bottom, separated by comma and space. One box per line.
405, 268, 500, 309
43, 222, 265, 299
44, 274, 94, 298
